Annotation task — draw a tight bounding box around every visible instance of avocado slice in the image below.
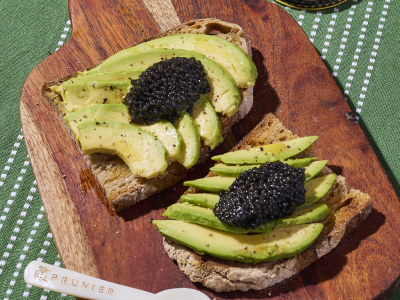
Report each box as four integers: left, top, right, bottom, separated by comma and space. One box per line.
300, 173, 337, 208
64, 104, 130, 143
181, 193, 220, 209
304, 160, 328, 182
210, 157, 318, 177
286, 157, 318, 168
133, 120, 184, 163
64, 104, 183, 163
192, 95, 223, 150
52, 80, 132, 114
174, 112, 201, 168
183, 174, 335, 205
164, 202, 329, 234
184, 176, 235, 192
86, 49, 241, 117
100, 34, 257, 89
66, 69, 144, 83
211, 136, 318, 164
153, 220, 324, 263
78, 120, 167, 179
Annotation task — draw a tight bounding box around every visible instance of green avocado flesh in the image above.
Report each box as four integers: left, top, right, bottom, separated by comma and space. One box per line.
64, 104, 183, 163
164, 202, 329, 234
211, 136, 318, 164
174, 112, 200, 168
210, 157, 318, 177
64, 104, 130, 143
184, 174, 335, 206
184, 176, 235, 192
53, 80, 134, 114
69, 69, 144, 83
78, 120, 167, 179
300, 173, 337, 208
153, 220, 324, 263
100, 34, 257, 89
304, 160, 328, 182
86, 48, 241, 117
192, 95, 223, 150
181, 193, 220, 208
132, 120, 184, 163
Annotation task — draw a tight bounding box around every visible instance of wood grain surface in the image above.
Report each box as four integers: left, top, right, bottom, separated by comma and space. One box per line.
20, 0, 400, 299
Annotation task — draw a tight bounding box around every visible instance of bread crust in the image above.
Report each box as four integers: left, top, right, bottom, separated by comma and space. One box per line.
42, 18, 255, 212
162, 113, 372, 292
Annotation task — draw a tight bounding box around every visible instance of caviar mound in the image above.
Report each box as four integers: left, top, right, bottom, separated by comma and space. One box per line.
214, 162, 306, 229
124, 57, 211, 125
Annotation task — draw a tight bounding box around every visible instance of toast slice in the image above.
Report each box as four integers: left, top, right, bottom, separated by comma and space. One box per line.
163, 113, 372, 292
42, 19, 255, 212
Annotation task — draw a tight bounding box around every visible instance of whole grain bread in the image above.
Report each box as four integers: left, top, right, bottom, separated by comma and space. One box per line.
42, 19, 255, 212
163, 113, 372, 292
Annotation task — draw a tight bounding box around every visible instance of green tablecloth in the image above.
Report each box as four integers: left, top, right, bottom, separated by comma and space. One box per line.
0, 0, 398, 299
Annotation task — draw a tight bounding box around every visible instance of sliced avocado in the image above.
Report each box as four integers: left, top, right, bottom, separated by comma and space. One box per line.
64, 104, 183, 162
78, 120, 167, 179
180, 194, 329, 218
304, 160, 328, 182
52, 80, 132, 114
300, 173, 337, 208
163, 202, 329, 234
210, 157, 318, 177
192, 95, 223, 150
86, 49, 241, 117
101, 34, 257, 89
64, 104, 130, 143
153, 220, 324, 263
286, 203, 329, 225
211, 136, 318, 164
284, 157, 318, 168
211, 164, 259, 177
183, 176, 235, 192
183, 174, 335, 202
133, 120, 183, 163
65, 69, 144, 83
181, 193, 220, 209
174, 112, 200, 168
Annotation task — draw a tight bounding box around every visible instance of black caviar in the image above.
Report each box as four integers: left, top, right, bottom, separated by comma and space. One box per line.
124, 57, 211, 125
214, 162, 306, 229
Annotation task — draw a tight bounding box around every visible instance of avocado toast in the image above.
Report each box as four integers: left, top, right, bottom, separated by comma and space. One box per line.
42, 19, 256, 212
155, 113, 372, 292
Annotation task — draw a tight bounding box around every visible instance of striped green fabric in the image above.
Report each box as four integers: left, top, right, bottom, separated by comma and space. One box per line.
0, 1, 74, 299
0, 0, 398, 299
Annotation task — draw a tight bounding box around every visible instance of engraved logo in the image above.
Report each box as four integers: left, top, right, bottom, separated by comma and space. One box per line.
34, 266, 50, 282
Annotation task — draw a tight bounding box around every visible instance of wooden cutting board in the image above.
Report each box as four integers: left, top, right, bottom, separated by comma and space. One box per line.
20, 0, 400, 299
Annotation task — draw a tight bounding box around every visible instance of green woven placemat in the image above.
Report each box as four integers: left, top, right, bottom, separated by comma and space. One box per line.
0, 1, 74, 299
0, 0, 398, 299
